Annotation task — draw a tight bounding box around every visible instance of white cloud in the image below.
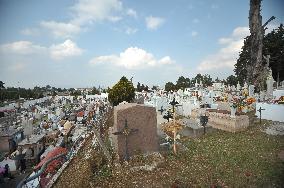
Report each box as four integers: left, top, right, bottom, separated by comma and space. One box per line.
126, 8, 137, 18
107, 16, 122, 22
40, 21, 81, 38
232, 27, 250, 37
89, 47, 174, 69
1, 39, 84, 61
196, 26, 249, 74
145, 16, 165, 30
191, 31, 198, 37
0, 41, 46, 55
49, 39, 83, 60
125, 27, 138, 35
218, 37, 233, 44
39, 0, 125, 38
71, 0, 123, 25
20, 28, 40, 36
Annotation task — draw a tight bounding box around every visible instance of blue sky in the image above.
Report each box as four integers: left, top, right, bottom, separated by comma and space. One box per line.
0, 0, 283, 89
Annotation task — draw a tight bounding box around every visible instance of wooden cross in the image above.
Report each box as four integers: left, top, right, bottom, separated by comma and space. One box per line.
257, 107, 265, 125
169, 98, 181, 154
113, 119, 138, 161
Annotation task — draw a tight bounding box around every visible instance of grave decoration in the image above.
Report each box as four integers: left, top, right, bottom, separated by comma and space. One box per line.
162, 98, 183, 154
275, 96, 284, 104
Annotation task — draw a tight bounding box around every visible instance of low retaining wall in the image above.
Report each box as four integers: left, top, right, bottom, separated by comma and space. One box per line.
190, 109, 251, 133
208, 111, 249, 132
46, 133, 92, 188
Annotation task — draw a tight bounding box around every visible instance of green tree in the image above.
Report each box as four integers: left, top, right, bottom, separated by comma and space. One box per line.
263, 24, 284, 83
191, 74, 203, 87
235, 24, 284, 86
176, 76, 190, 90
234, 36, 251, 85
108, 76, 135, 106
45, 85, 51, 90
137, 82, 141, 92
0, 81, 5, 89
151, 85, 158, 90
90, 87, 100, 95
215, 77, 221, 83
203, 74, 213, 86
226, 75, 238, 86
165, 82, 176, 92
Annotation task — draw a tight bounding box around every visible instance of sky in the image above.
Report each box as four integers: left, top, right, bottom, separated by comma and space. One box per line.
0, 0, 283, 89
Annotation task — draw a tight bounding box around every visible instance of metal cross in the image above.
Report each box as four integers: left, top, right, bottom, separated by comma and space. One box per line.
113, 119, 138, 161
200, 115, 209, 135
257, 107, 265, 125
163, 111, 173, 122
158, 106, 165, 115
170, 98, 179, 113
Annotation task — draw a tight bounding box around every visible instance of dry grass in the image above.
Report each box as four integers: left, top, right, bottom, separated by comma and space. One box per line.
54, 120, 284, 188
93, 120, 284, 188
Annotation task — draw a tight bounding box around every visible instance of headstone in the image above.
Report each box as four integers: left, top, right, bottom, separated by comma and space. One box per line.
237, 82, 241, 91
109, 103, 158, 160
244, 82, 248, 89
23, 119, 33, 136
228, 93, 233, 102
259, 91, 265, 102
266, 70, 274, 99
249, 85, 255, 97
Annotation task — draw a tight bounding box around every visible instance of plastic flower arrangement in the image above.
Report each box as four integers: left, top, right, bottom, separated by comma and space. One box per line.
230, 98, 238, 108
231, 97, 246, 111
278, 96, 284, 104
246, 97, 256, 105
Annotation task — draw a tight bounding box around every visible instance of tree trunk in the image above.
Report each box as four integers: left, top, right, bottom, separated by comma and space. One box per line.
248, 0, 264, 90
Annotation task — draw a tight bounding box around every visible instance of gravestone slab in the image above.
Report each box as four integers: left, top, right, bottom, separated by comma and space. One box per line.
109, 103, 158, 160
249, 85, 255, 97
179, 118, 213, 138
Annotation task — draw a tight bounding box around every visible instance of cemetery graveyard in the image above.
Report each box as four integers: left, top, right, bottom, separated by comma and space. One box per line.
0, 77, 283, 187
1, 0, 284, 187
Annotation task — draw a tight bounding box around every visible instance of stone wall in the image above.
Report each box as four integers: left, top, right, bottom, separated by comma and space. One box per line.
190, 109, 250, 132
208, 111, 250, 132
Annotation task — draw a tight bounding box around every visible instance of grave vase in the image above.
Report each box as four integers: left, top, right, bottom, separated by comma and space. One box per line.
230, 107, 236, 118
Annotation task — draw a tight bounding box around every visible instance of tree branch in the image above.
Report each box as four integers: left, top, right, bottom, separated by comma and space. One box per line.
262, 16, 276, 30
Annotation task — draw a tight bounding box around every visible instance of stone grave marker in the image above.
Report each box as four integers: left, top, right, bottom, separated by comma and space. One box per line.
249, 85, 255, 97
109, 103, 158, 160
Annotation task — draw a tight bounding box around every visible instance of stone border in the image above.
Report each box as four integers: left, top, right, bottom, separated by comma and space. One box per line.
46, 133, 92, 188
